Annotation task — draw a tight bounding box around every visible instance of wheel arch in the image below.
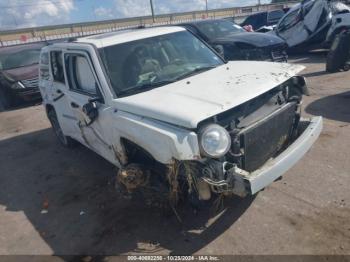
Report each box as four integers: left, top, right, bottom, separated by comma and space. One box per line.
120, 137, 157, 165
45, 104, 55, 116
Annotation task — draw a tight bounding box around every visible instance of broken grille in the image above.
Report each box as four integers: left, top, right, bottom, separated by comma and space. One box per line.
22, 77, 39, 89
271, 49, 287, 62
240, 102, 297, 172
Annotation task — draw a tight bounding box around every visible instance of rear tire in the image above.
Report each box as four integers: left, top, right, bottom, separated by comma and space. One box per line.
326, 30, 350, 73
47, 109, 77, 148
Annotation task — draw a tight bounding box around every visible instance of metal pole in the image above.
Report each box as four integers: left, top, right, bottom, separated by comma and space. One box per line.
205, 0, 208, 16
150, 0, 155, 23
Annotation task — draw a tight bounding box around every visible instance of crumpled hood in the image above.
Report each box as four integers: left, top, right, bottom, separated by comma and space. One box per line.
1, 64, 39, 82
114, 61, 305, 129
214, 32, 286, 47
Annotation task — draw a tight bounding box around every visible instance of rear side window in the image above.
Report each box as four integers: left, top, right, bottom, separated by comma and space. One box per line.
65, 54, 98, 95
278, 9, 300, 32
40, 52, 50, 80
50, 51, 65, 84
40, 52, 49, 65
268, 10, 284, 22
243, 13, 267, 30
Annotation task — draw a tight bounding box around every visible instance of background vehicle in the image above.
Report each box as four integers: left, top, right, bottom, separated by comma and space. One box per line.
179, 19, 288, 62
326, 29, 350, 72
240, 9, 288, 32
0, 43, 45, 111
274, 0, 350, 51
39, 27, 321, 208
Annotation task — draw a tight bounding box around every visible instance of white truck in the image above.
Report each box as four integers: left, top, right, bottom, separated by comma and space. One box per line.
274, 0, 350, 51
39, 27, 322, 206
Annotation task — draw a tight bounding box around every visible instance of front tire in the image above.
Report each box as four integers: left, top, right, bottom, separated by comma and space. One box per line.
48, 109, 77, 148
0, 88, 12, 112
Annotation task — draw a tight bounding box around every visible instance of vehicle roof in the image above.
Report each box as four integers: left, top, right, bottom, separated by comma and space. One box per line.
247, 11, 268, 16
75, 26, 186, 48
180, 18, 236, 26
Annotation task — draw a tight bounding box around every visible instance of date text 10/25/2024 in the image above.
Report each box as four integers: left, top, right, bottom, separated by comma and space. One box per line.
127, 256, 220, 261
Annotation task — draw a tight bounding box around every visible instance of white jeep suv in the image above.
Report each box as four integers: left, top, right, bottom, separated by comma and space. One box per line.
39, 27, 322, 205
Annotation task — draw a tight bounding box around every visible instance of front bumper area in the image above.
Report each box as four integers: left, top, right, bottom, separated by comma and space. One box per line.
246, 116, 322, 194
202, 116, 323, 196
13, 88, 42, 102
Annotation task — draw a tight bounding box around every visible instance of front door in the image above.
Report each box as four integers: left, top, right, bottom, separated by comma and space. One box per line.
62, 51, 116, 164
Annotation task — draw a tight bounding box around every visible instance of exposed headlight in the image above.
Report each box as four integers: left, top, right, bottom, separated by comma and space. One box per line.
199, 124, 231, 158
11, 81, 25, 89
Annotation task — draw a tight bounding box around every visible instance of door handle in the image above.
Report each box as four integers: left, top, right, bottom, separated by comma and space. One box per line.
70, 102, 80, 108
53, 89, 64, 102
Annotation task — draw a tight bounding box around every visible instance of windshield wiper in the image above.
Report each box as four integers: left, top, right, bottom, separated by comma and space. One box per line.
174, 66, 217, 81
118, 80, 175, 97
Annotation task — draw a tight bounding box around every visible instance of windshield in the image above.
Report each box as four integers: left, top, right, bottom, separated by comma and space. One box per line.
278, 1, 315, 32
99, 31, 223, 97
0, 48, 41, 70
196, 20, 246, 39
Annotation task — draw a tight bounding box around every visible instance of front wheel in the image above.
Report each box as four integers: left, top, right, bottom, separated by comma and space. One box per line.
48, 109, 77, 148
0, 88, 13, 112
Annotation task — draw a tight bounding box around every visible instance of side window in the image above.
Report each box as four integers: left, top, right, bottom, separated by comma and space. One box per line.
245, 13, 265, 29
278, 9, 301, 33
65, 54, 97, 95
268, 10, 284, 23
40, 52, 49, 65
50, 51, 65, 84
40, 52, 50, 81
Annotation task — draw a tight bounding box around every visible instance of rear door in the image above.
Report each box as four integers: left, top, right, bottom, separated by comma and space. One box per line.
49, 50, 79, 138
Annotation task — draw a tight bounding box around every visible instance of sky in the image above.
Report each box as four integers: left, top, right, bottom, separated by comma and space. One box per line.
0, 0, 271, 30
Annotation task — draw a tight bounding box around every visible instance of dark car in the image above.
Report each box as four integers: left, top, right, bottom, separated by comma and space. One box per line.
240, 9, 288, 31
179, 19, 288, 62
0, 43, 45, 111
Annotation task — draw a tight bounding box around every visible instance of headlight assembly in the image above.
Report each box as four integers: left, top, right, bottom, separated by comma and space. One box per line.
11, 81, 25, 89
199, 124, 231, 158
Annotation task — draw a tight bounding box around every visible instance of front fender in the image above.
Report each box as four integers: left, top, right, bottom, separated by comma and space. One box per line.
111, 111, 201, 164
326, 14, 350, 43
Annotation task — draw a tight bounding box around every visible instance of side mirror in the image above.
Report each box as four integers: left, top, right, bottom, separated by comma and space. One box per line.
88, 96, 103, 103
213, 44, 225, 58
82, 98, 101, 126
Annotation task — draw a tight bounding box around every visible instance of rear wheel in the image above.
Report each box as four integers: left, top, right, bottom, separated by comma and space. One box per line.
48, 109, 77, 148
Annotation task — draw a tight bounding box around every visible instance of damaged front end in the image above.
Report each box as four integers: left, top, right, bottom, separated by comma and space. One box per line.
115, 76, 322, 208
222, 42, 288, 62
185, 76, 322, 200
